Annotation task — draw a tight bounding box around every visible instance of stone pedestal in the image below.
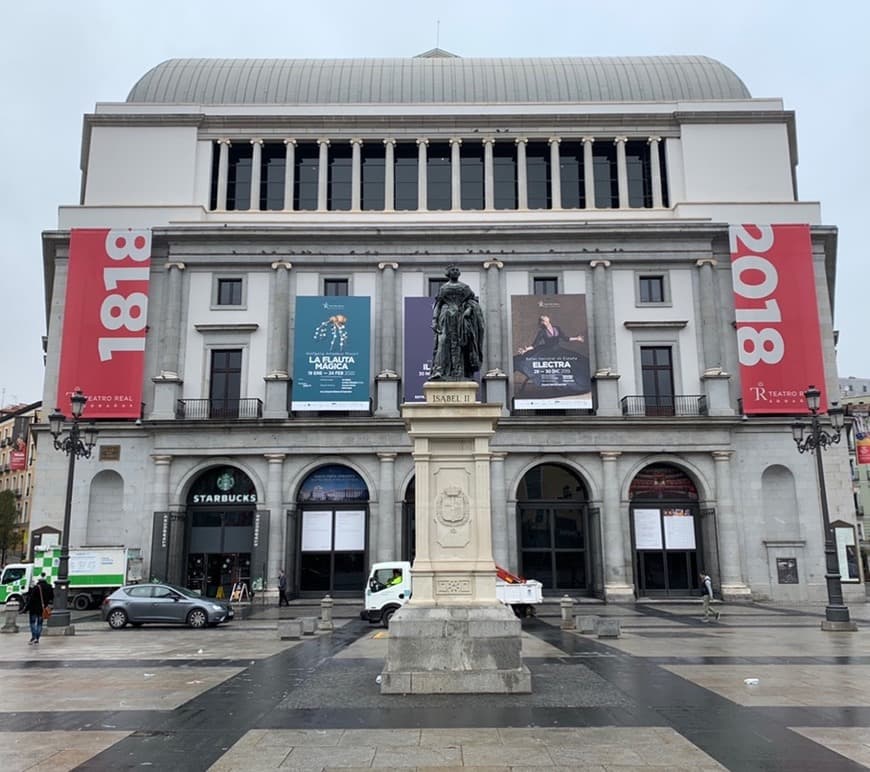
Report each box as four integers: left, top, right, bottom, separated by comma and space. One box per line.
593, 372, 621, 416
263, 373, 290, 419
150, 374, 182, 420
381, 380, 531, 694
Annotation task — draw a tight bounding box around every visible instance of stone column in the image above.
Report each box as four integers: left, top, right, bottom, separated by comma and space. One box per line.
548, 137, 562, 210
648, 136, 663, 208
151, 262, 185, 420
264, 261, 292, 418
601, 451, 633, 602
483, 137, 495, 211
416, 138, 428, 211
283, 139, 296, 211
376, 261, 400, 417
265, 453, 286, 598
515, 138, 528, 210
582, 136, 595, 209
712, 451, 752, 599
377, 453, 397, 561
216, 139, 231, 211
490, 451, 509, 568
152, 455, 172, 513
590, 260, 621, 416
317, 138, 330, 211
450, 138, 462, 210
483, 258, 507, 412
249, 139, 263, 211
350, 138, 362, 212
615, 136, 628, 208
285, 503, 298, 596
383, 139, 396, 212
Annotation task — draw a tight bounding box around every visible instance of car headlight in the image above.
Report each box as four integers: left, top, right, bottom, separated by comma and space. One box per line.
210, 604, 224, 611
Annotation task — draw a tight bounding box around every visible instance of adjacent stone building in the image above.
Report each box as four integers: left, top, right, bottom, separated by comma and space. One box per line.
32, 52, 859, 604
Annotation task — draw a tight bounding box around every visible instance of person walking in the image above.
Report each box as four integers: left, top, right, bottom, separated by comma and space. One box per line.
277, 569, 289, 607
700, 571, 720, 622
26, 574, 54, 644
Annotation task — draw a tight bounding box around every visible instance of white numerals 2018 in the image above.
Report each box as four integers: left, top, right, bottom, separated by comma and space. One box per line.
731, 225, 784, 366
98, 229, 150, 361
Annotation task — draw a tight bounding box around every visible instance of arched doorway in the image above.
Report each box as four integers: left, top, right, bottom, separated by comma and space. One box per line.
296, 464, 369, 596
517, 464, 591, 593
629, 463, 701, 597
185, 466, 259, 599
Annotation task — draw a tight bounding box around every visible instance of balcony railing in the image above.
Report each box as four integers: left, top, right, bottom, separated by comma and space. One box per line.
176, 398, 263, 420
621, 395, 708, 417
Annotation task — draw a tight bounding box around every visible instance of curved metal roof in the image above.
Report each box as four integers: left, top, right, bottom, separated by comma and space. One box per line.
126, 56, 751, 105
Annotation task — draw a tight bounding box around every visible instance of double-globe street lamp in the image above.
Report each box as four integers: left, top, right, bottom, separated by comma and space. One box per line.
47, 388, 98, 630
791, 385, 857, 631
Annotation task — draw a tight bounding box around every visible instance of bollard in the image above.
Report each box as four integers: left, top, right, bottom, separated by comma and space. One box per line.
1, 600, 20, 634
277, 619, 303, 640
319, 594, 335, 632
576, 615, 599, 634
560, 595, 575, 630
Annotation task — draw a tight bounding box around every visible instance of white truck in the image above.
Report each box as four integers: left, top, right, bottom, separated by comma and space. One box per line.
362, 560, 543, 627
0, 545, 143, 610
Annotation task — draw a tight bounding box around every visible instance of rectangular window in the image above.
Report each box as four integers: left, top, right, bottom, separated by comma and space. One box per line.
659, 141, 670, 208
294, 143, 319, 211
493, 143, 517, 210
593, 144, 618, 208
324, 279, 349, 296
640, 346, 674, 416
639, 275, 665, 304
560, 142, 585, 209
533, 277, 558, 296
261, 142, 286, 211
209, 349, 242, 419
460, 144, 484, 210
428, 277, 447, 297
626, 141, 652, 208
328, 143, 353, 211
209, 142, 220, 210
216, 278, 243, 306
525, 141, 551, 210
427, 142, 451, 211
361, 143, 385, 211
227, 144, 253, 211
394, 143, 419, 211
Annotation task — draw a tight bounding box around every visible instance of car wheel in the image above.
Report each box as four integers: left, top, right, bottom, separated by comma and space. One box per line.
107, 609, 128, 629
382, 607, 396, 629
73, 594, 91, 611
187, 608, 208, 629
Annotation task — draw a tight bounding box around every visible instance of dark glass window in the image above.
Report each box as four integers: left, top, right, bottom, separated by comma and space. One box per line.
659, 142, 670, 207
460, 144, 484, 210
493, 142, 517, 210
328, 143, 352, 211
560, 142, 585, 209
209, 349, 242, 419
526, 142, 551, 210
534, 277, 558, 296
626, 141, 652, 208
361, 143, 385, 211
217, 278, 243, 306
324, 279, 349, 296
641, 346, 675, 416
227, 144, 253, 211
261, 142, 286, 211
394, 143, 419, 211
209, 142, 220, 210
294, 143, 319, 211
639, 275, 665, 304
427, 142, 451, 211
593, 143, 618, 208
428, 278, 447, 297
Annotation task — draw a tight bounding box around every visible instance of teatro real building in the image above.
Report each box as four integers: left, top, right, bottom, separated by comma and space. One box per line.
31, 51, 861, 605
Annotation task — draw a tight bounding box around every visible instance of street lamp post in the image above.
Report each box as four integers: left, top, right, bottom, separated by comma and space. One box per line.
791, 385, 857, 631
47, 388, 98, 630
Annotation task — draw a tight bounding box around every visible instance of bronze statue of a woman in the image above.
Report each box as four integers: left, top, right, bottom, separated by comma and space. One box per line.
430, 264, 485, 381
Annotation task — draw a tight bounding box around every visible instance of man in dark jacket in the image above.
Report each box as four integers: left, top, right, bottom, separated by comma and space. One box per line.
26, 574, 54, 644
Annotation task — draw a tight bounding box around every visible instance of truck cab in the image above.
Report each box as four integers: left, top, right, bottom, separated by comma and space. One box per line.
362, 561, 412, 627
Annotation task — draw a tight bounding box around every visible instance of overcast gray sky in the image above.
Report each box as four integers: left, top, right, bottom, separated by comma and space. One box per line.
1, 0, 867, 407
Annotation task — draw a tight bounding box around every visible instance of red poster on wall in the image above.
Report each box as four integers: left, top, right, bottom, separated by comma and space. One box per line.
729, 224, 826, 414
857, 438, 870, 466
56, 228, 151, 418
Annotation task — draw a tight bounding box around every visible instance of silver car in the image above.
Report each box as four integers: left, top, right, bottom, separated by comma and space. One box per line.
101, 583, 234, 629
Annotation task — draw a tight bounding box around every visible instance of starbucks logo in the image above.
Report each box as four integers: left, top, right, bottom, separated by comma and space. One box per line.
217, 472, 235, 492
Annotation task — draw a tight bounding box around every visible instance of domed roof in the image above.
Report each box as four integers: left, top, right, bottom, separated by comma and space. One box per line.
126, 55, 750, 105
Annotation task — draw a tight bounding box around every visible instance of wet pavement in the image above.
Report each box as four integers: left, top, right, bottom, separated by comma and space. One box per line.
1, 600, 870, 770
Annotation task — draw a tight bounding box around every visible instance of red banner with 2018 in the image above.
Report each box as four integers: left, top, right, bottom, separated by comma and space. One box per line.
56, 229, 151, 419
730, 224, 826, 415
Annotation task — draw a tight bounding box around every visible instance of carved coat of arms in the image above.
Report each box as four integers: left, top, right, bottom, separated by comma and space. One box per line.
435, 486, 470, 527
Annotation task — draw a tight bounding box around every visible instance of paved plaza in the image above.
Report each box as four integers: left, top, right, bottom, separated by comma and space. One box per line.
1, 600, 870, 770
